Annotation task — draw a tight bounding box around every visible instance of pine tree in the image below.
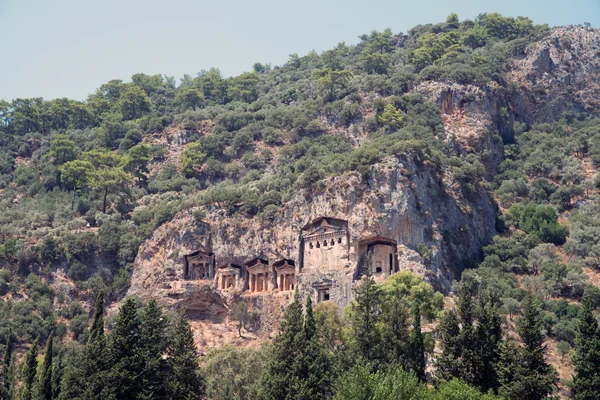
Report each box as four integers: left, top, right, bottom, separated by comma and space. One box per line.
572, 289, 600, 400
139, 299, 169, 399
167, 312, 205, 400
39, 333, 53, 400
350, 257, 383, 369
22, 338, 39, 400
108, 297, 143, 400
409, 301, 426, 381
296, 295, 334, 400
260, 289, 305, 399
382, 290, 410, 366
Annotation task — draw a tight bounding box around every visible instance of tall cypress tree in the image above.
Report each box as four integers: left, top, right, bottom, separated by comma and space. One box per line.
167, 312, 205, 400
139, 299, 169, 399
51, 348, 63, 400
499, 293, 557, 400
409, 301, 426, 382
296, 295, 334, 400
84, 290, 109, 400
436, 309, 461, 381
456, 283, 478, 385
382, 290, 410, 366
39, 332, 53, 400
22, 338, 39, 400
2, 329, 14, 398
350, 257, 383, 369
260, 289, 305, 400
108, 297, 143, 400
572, 289, 600, 400
473, 295, 502, 393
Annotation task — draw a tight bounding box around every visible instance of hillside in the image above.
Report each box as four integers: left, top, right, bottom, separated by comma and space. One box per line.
2, 12, 600, 399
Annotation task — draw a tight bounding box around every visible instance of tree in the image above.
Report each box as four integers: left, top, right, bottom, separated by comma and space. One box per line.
118, 85, 151, 120
233, 302, 249, 338
259, 290, 305, 399
409, 301, 426, 382
572, 289, 600, 399
39, 332, 53, 400
168, 313, 205, 400
22, 338, 39, 400
296, 295, 335, 400
125, 143, 151, 187
90, 167, 131, 214
436, 310, 462, 381
313, 68, 353, 101
175, 87, 204, 111
139, 299, 169, 399
382, 290, 410, 366
108, 297, 143, 399
350, 257, 384, 369
181, 142, 207, 178
60, 160, 93, 210
499, 293, 557, 400
49, 134, 77, 165
473, 295, 502, 393
314, 301, 344, 352
51, 348, 63, 400
2, 329, 14, 398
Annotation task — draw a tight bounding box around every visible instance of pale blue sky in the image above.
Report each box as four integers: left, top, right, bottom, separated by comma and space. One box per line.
1, 0, 599, 101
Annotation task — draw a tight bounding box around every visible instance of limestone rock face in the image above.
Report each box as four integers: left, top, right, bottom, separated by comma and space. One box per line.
128, 156, 496, 317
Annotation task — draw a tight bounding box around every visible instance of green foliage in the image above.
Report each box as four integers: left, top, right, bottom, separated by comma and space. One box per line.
572, 289, 600, 399
203, 346, 264, 400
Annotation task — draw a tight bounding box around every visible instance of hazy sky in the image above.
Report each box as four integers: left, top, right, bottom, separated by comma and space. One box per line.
1, 0, 599, 101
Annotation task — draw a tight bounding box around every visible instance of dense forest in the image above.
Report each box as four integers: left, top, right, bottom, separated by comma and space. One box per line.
1, 11, 600, 399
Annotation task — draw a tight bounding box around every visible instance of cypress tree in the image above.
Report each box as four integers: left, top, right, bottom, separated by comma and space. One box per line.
297, 295, 334, 400
572, 289, 600, 400
350, 256, 383, 369
436, 309, 461, 381
260, 289, 305, 400
51, 348, 63, 400
22, 338, 39, 400
456, 283, 478, 386
409, 301, 426, 382
84, 290, 109, 399
2, 329, 14, 398
382, 290, 410, 366
167, 312, 205, 400
39, 333, 53, 400
109, 297, 143, 400
139, 299, 169, 399
473, 295, 502, 393
499, 293, 557, 400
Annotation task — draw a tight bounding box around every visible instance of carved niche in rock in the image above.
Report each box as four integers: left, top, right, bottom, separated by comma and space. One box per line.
355, 236, 398, 280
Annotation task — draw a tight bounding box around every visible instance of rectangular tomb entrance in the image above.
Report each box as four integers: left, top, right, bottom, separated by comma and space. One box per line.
183, 250, 215, 280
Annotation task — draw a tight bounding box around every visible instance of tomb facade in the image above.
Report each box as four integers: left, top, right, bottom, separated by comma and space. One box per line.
215, 263, 242, 290
273, 259, 296, 291
245, 258, 273, 293
183, 250, 215, 280
356, 236, 398, 279
300, 217, 350, 273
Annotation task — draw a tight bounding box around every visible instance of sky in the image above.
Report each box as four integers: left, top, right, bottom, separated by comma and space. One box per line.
1, 0, 599, 101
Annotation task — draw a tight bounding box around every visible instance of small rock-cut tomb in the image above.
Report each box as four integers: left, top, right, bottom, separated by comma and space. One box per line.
245, 258, 272, 293
183, 250, 215, 280
216, 263, 242, 290
273, 259, 296, 291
